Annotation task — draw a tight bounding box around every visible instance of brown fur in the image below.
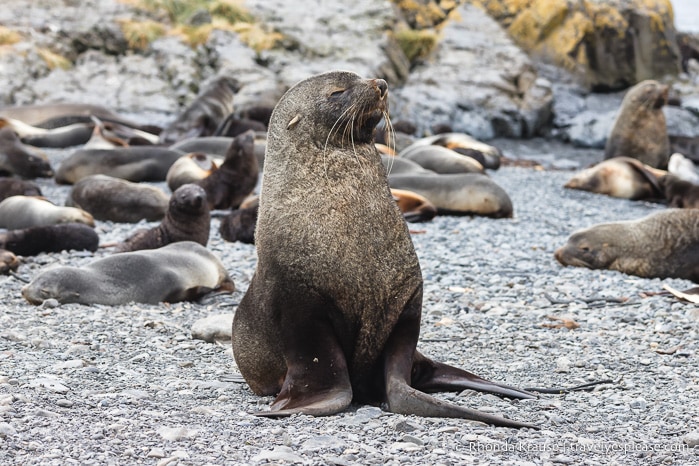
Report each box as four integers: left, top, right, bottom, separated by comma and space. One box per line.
0, 128, 53, 179
115, 184, 210, 253
555, 209, 699, 282
604, 80, 670, 169
0, 248, 19, 274
0, 177, 42, 202
660, 174, 699, 208
0, 223, 99, 256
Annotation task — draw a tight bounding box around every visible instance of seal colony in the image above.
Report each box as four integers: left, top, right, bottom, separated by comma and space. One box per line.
231, 70, 537, 428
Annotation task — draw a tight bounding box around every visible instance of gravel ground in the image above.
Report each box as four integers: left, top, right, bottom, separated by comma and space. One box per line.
1, 140, 698, 465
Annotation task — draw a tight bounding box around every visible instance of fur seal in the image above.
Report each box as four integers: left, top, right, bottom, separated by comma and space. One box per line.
0, 223, 99, 256
170, 134, 267, 171
0, 128, 54, 179
0, 103, 141, 128
388, 173, 514, 218
67, 174, 170, 223
0, 249, 19, 274
0, 178, 42, 202
381, 155, 433, 175
166, 152, 222, 192
219, 204, 258, 245
659, 174, 699, 208
195, 130, 258, 210
400, 144, 485, 174
391, 188, 437, 222
564, 157, 665, 200
555, 209, 699, 282
21, 241, 235, 306
231, 70, 536, 428
214, 114, 267, 137
0, 117, 94, 148
55, 146, 184, 184
114, 184, 210, 253
404, 133, 503, 170
159, 76, 240, 145
0, 196, 94, 229
604, 80, 670, 169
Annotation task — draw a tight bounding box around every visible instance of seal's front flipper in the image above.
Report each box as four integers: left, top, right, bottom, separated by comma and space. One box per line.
253, 314, 353, 418
411, 351, 537, 400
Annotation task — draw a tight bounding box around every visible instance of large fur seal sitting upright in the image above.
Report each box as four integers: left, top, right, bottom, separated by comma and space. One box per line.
555, 209, 699, 282
231, 70, 536, 428
604, 80, 670, 169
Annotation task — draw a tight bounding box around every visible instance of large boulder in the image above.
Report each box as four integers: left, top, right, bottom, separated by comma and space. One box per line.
470, 0, 682, 90
392, 4, 553, 139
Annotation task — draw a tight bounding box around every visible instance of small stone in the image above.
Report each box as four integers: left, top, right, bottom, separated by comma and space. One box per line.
190, 314, 233, 343
629, 398, 647, 410
684, 430, 699, 448
252, 446, 304, 463
555, 356, 571, 373
29, 378, 70, 394
0, 422, 17, 437
157, 426, 198, 441
50, 390, 71, 402
393, 420, 422, 432
147, 448, 167, 458
40, 298, 60, 309
401, 434, 424, 446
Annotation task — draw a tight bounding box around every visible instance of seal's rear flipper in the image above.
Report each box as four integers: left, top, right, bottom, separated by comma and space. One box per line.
382, 312, 537, 429
411, 351, 538, 400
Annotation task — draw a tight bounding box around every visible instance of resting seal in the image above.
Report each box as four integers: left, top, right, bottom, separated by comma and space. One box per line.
0, 178, 42, 202
166, 152, 222, 192
555, 209, 699, 282
0, 249, 19, 274
403, 133, 502, 170
659, 174, 699, 209
0, 223, 99, 256
231, 70, 535, 428
399, 144, 484, 174
22, 241, 234, 306
564, 157, 664, 200
114, 184, 210, 253
0, 196, 94, 229
68, 174, 170, 223
604, 80, 670, 169
0, 127, 54, 179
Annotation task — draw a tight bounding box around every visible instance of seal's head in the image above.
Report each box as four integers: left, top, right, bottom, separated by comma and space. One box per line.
21, 267, 83, 305
268, 70, 389, 149
554, 226, 619, 270
623, 79, 668, 111
170, 183, 208, 216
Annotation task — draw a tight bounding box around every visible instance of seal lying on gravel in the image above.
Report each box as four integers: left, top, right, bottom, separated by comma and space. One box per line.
166, 152, 222, 192
555, 209, 699, 282
68, 174, 170, 223
564, 157, 664, 200
0, 196, 94, 229
0, 223, 98, 256
114, 184, 210, 253
0, 178, 42, 201
0, 127, 54, 179
232, 70, 537, 428
22, 241, 234, 305
0, 248, 19, 274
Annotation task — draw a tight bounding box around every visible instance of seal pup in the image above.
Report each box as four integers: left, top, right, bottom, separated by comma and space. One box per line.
21, 241, 235, 306
391, 189, 437, 222
0, 117, 94, 148
219, 204, 258, 245
388, 172, 514, 218
0, 249, 19, 274
604, 80, 670, 169
0, 223, 99, 256
68, 174, 170, 223
232, 70, 536, 428
0, 196, 94, 229
170, 133, 267, 171
114, 184, 210, 253
55, 146, 184, 184
659, 174, 699, 209
399, 144, 485, 174
166, 152, 222, 192
555, 209, 699, 282
0, 128, 54, 179
159, 76, 240, 145
564, 157, 665, 200
0, 178, 42, 202
195, 130, 258, 210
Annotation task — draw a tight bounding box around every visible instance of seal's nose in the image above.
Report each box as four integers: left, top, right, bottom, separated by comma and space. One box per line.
374, 79, 388, 99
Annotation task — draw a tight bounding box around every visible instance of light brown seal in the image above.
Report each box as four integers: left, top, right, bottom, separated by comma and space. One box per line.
564, 157, 665, 200
114, 184, 210, 253
399, 144, 485, 174
604, 80, 670, 169
21, 241, 235, 306
405, 133, 503, 170
159, 76, 240, 145
0, 223, 99, 256
67, 174, 170, 223
166, 152, 222, 192
555, 209, 699, 282
0, 196, 94, 230
0, 248, 19, 275
231, 70, 536, 428
388, 172, 514, 218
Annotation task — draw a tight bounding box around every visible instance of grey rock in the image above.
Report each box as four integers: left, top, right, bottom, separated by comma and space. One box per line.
251, 446, 304, 463
191, 314, 234, 343
684, 430, 699, 447
0, 422, 17, 437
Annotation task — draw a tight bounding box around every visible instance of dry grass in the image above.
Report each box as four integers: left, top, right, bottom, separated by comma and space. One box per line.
118, 19, 167, 50
394, 27, 439, 63
36, 48, 72, 70
0, 26, 22, 46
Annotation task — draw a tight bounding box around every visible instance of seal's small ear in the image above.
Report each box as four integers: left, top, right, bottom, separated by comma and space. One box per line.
287, 114, 302, 130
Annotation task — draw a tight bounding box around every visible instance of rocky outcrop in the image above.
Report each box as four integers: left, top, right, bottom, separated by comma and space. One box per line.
392, 4, 553, 139
470, 0, 682, 90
